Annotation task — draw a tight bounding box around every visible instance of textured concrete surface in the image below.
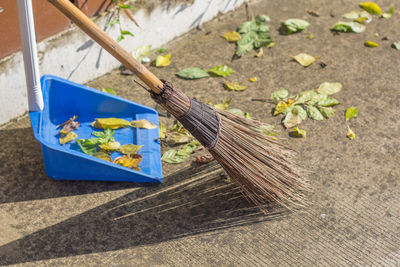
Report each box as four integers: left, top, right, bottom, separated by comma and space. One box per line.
1, 0, 400, 265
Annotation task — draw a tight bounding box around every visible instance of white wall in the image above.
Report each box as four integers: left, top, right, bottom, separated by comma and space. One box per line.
0, 0, 247, 125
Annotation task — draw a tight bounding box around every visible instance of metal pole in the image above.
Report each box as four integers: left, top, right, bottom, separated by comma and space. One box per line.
17, 0, 43, 111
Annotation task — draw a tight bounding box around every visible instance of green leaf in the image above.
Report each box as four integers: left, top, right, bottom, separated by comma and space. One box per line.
306, 105, 324, 120
99, 141, 121, 151
318, 106, 335, 118
167, 132, 193, 145
283, 111, 302, 128
317, 82, 342, 95
392, 41, 400, 50
331, 21, 366, 33
253, 124, 278, 136
342, 10, 372, 21
293, 105, 308, 120
208, 65, 234, 77
270, 89, 289, 103
157, 48, 168, 53
131, 119, 157, 129
382, 6, 395, 18
317, 96, 340, 106
117, 35, 125, 42
120, 30, 134, 37
176, 67, 210, 79
107, 19, 120, 27
293, 53, 317, 67
345, 107, 359, 121
212, 99, 231, 110
77, 139, 98, 155
102, 88, 116, 95
290, 127, 306, 138
227, 108, 245, 117
295, 90, 318, 104
282, 19, 310, 33
162, 141, 200, 164
255, 15, 271, 23
308, 94, 328, 105
132, 45, 151, 61
119, 4, 135, 10
118, 144, 143, 155
360, 2, 382, 15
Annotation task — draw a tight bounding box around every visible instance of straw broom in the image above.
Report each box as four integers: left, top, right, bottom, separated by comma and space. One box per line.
49, 0, 309, 211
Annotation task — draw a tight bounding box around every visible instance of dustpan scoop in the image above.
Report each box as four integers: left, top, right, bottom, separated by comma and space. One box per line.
17, 0, 43, 111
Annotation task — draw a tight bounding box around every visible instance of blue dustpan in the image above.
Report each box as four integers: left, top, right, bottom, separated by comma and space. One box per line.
17, 1, 162, 183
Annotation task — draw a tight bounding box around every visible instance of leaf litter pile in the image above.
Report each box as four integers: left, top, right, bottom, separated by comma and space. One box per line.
57, 116, 157, 171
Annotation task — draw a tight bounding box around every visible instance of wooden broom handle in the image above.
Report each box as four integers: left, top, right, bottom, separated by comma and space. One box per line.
48, 0, 163, 94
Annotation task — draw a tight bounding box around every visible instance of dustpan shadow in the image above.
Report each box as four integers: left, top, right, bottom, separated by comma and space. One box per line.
0, 126, 154, 204
0, 161, 289, 265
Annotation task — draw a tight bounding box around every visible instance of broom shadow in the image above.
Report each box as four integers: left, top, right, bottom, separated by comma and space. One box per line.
0, 161, 289, 265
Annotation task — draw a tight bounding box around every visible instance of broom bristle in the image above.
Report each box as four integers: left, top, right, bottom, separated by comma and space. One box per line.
151, 80, 309, 211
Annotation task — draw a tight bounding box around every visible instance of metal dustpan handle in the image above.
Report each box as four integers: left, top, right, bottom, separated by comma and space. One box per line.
17, 0, 43, 111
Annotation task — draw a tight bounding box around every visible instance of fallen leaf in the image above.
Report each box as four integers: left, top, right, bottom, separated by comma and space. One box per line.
176, 67, 210, 79
93, 151, 112, 162
236, 15, 273, 56
347, 125, 356, 139
316, 96, 340, 106
224, 81, 248, 91
92, 118, 131, 129
131, 119, 157, 129
382, 6, 395, 18
253, 124, 278, 136
360, 2, 382, 15
290, 127, 306, 138
76, 139, 98, 155
318, 106, 335, 118
293, 53, 317, 67
317, 82, 342, 95
283, 111, 302, 128
59, 132, 77, 145
295, 90, 318, 104
282, 19, 310, 33
114, 154, 142, 170
159, 122, 166, 139
102, 88, 116, 95
331, 21, 366, 33
255, 48, 264, 57
162, 140, 200, 164
212, 99, 231, 110
117, 144, 143, 155
306, 34, 315, 39
273, 101, 289, 115
270, 89, 289, 103
221, 31, 241, 42
155, 53, 171, 67
157, 48, 168, 53
342, 10, 372, 23
293, 105, 308, 120
345, 107, 359, 121
195, 154, 214, 164
267, 42, 276, 48
249, 77, 258, 82
306, 105, 324, 120
392, 41, 400, 50
58, 115, 80, 135
365, 41, 379, 47
132, 45, 151, 62
167, 132, 193, 145
99, 141, 121, 151
208, 65, 234, 77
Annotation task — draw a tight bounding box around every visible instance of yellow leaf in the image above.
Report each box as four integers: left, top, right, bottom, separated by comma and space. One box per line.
93, 151, 112, 162
290, 127, 306, 138
224, 81, 248, 91
221, 31, 241, 42
59, 132, 77, 145
249, 77, 258, 82
287, 99, 296, 106
131, 119, 157, 129
267, 42, 276, 48
99, 141, 121, 151
255, 48, 263, 57
355, 17, 368, 23
360, 2, 382, 15
117, 144, 143, 155
155, 53, 171, 67
113, 155, 142, 170
293, 53, 316, 67
273, 101, 289, 115
91, 118, 131, 129
365, 41, 379, 47
347, 125, 356, 140
159, 122, 166, 139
